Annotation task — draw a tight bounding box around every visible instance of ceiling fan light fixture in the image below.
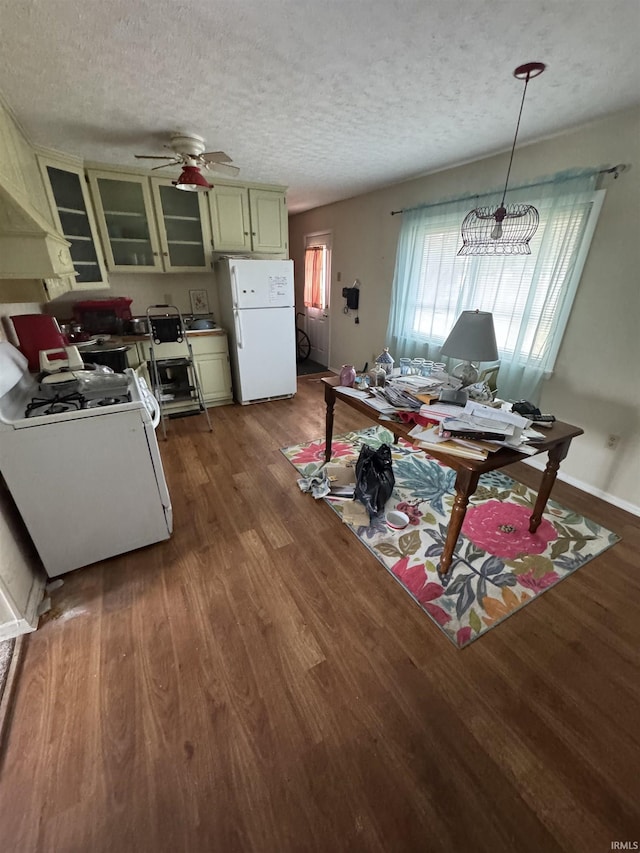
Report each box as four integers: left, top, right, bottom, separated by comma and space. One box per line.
172, 165, 212, 192
458, 61, 546, 256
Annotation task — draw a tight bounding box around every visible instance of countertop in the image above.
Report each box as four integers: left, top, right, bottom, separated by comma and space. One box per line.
116, 328, 227, 344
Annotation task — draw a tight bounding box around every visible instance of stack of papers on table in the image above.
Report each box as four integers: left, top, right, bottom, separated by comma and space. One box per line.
407, 400, 544, 457
407, 425, 493, 459
336, 386, 397, 414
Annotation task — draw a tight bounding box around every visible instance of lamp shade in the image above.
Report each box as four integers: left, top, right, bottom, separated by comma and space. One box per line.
440, 310, 498, 363
172, 165, 212, 192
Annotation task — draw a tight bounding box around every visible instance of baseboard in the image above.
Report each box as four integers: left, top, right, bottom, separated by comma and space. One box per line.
0, 634, 26, 760
523, 456, 640, 517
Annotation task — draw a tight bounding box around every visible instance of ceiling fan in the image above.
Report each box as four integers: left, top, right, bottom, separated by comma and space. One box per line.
134, 132, 239, 191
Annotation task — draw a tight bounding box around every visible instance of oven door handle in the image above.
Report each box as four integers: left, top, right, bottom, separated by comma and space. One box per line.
148, 392, 161, 429
138, 376, 161, 429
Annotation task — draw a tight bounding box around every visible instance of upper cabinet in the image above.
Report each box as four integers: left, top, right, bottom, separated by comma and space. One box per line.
38, 156, 109, 289
248, 188, 288, 254
87, 170, 162, 272
87, 169, 213, 273
150, 177, 212, 272
209, 183, 288, 255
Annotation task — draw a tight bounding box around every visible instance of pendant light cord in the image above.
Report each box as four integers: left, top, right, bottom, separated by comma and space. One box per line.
499, 72, 531, 208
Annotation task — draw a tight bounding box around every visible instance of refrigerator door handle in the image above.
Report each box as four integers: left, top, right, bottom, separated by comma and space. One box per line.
234, 309, 244, 349
231, 265, 240, 308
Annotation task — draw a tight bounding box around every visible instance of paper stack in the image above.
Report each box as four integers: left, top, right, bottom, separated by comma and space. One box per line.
407, 400, 539, 458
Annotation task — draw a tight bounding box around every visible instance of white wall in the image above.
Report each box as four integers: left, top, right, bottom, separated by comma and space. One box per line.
289, 106, 640, 513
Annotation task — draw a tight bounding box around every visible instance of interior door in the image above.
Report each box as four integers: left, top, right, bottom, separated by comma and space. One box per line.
306, 306, 329, 366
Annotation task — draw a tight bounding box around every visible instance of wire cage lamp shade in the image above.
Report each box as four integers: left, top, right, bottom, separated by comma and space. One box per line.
459, 204, 539, 256
458, 61, 545, 256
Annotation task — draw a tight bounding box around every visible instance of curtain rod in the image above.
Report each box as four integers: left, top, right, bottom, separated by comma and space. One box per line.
389, 164, 628, 216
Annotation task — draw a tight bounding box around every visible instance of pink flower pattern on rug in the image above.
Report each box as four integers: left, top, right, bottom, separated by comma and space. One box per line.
462, 500, 557, 559
391, 557, 451, 625
290, 439, 352, 466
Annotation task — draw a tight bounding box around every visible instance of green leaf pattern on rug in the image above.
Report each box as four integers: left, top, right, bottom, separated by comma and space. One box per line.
468, 608, 482, 634
505, 554, 555, 577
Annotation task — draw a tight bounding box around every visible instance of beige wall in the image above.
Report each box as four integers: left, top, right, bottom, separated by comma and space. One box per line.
289, 106, 640, 512
43, 271, 219, 322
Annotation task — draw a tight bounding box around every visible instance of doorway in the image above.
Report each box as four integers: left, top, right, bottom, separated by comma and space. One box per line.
302, 232, 331, 368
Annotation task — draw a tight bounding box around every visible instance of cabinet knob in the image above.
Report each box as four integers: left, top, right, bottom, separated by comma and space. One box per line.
244, 232, 249, 236
252, 232, 256, 236
163, 252, 168, 257
153, 252, 158, 257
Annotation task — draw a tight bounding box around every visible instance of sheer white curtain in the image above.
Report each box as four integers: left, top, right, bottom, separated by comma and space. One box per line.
386, 169, 602, 402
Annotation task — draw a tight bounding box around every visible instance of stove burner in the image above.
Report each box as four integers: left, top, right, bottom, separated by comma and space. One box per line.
25, 392, 86, 417
84, 396, 129, 408
24, 391, 130, 417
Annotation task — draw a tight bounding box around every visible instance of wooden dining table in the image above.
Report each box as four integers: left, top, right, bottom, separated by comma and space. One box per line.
321, 376, 584, 578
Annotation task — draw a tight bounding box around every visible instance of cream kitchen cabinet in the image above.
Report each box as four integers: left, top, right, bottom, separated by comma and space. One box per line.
37, 155, 110, 289
87, 169, 213, 274
87, 170, 163, 272
133, 332, 233, 410
209, 183, 288, 255
150, 177, 212, 272
0, 114, 77, 290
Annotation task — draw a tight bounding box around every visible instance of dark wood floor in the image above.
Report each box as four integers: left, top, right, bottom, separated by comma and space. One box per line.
1, 375, 638, 852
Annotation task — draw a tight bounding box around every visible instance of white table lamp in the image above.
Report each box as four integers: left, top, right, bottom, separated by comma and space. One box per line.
440, 310, 499, 387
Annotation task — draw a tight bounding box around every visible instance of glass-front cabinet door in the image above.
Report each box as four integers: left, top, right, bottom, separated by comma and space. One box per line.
38, 157, 109, 288
151, 178, 212, 271
87, 170, 162, 272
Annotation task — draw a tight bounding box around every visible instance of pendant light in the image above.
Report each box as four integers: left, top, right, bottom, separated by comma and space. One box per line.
172, 163, 212, 192
458, 61, 546, 256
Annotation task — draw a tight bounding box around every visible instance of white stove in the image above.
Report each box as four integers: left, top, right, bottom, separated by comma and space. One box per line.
0, 341, 171, 577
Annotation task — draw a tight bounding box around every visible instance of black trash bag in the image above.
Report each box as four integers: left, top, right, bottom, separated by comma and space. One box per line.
354, 443, 395, 517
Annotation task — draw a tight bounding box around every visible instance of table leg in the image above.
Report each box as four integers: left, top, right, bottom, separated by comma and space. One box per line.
529, 439, 571, 533
438, 469, 480, 577
324, 383, 336, 462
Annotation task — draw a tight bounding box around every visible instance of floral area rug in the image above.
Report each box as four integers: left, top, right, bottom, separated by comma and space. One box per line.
281, 426, 620, 648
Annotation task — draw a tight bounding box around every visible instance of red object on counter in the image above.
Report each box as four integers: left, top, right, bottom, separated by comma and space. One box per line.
72, 298, 133, 334
10, 314, 69, 372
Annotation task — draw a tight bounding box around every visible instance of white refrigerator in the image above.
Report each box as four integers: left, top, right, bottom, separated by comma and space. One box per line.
216, 258, 297, 404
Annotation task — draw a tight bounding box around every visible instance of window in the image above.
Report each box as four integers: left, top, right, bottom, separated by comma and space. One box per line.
386, 170, 604, 401
303, 233, 331, 309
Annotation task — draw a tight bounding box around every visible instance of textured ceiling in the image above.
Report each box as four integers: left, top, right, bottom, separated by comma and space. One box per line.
0, 0, 638, 213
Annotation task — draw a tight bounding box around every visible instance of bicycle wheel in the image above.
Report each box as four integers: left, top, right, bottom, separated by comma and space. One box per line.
296, 327, 311, 362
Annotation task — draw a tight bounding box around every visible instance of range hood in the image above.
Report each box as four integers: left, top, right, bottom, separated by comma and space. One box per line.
0, 179, 75, 279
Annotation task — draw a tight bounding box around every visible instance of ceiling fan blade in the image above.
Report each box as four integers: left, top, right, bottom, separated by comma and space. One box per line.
150, 162, 175, 170
202, 151, 232, 163
206, 162, 240, 177
134, 154, 178, 160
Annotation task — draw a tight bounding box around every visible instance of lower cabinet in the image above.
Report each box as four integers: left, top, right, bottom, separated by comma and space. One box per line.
131, 332, 233, 412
